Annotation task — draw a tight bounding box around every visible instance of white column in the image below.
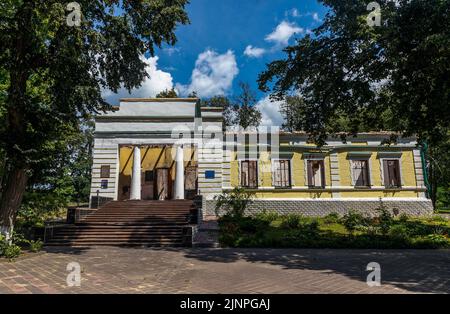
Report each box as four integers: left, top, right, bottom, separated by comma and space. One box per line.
130, 146, 141, 200
174, 145, 185, 199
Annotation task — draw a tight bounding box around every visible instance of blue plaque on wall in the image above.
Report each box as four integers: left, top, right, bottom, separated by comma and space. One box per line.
205, 170, 215, 179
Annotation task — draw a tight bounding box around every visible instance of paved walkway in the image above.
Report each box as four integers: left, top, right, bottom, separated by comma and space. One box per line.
0, 247, 449, 294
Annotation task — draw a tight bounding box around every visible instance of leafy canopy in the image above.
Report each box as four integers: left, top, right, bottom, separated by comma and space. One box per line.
258, 0, 450, 146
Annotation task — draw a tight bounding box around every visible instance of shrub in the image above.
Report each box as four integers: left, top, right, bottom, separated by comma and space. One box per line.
254, 211, 279, 224
375, 201, 394, 235
280, 214, 302, 229
214, 187, 254, 218
423, 234, 449, 248
398, 213, 409, 223
300, 219, 320, 237
389, 224, 410, 240
341, 210, 366, 235
0, 235, 21, 259
29, 240, 43, 253
323, 212, 340, 224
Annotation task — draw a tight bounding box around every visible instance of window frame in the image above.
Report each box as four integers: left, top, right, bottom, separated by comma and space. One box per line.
305, 158, 326, 189
100, 165, 111, 178
239, 159, 259, 189
350, 159, 371, 188
381, 158, 402, 188
271, 158, 292, 188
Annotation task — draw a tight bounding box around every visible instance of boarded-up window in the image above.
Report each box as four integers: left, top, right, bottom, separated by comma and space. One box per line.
351, 160, 370, 187
240, 160, 258, 188
307, 160, 325, 188
273, 160, 291, 187
100, 165, 110, 178
383, 159, 401, 187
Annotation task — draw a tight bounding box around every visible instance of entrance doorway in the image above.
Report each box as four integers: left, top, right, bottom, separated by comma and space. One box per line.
155, 167, 171, 200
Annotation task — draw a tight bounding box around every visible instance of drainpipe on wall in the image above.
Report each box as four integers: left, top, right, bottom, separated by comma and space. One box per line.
419, 141, 431, 199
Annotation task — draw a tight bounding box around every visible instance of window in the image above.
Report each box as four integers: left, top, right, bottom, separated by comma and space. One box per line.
240, 160, 258, 188
351, 160, 370, 187
307, 160, 325, 188
100, 165, 110, 178
273, 160, 291, 188
383, 159, 401, 188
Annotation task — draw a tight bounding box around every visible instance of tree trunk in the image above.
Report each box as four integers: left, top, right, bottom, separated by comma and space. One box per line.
0, 167, 28, 240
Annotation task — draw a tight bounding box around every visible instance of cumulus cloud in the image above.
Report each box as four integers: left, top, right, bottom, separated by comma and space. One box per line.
265, 21, 303, 46
243, 45, 266, 58
176, 49, 239, 98
102, 56, 174, 104
255, 96, 284, 127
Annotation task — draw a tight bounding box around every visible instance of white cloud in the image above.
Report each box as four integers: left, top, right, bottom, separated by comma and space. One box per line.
176, 49, 239, 98
290, 8, 300, 17
255, 96, 284, 127
312, 12, 321, 22
243, 45, 266, 58
102, 55, 174, 104
164, 47, 180, 56
265, 21, 303, 46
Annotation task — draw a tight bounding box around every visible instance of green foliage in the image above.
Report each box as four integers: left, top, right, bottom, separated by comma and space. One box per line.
341, 210, 367, 235
156, 88, 178, 98
388, 224, 410, 241
233, 83, 262, 129
0, 235, 21, 259
280, 214, 302, 229
258, 0, 450, 147
203, 83, 262, 129
323, 212, 340, 224
214, 187, 254, 218
0, 0, 190, 233
254, 211, 279, 224
29, 240, 43, 253
218, 213, 450, 249
374, 201, 394, 235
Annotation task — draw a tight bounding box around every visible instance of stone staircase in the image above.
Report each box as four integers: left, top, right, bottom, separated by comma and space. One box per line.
45, 200, 197, 247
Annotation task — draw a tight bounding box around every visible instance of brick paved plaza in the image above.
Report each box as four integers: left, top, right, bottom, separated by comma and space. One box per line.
0, 247, 449, 294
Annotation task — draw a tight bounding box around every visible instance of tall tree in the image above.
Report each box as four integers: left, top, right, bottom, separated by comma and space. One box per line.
0, 0, 189, 238
258, 0, 449, 146
233, 82, 261, 130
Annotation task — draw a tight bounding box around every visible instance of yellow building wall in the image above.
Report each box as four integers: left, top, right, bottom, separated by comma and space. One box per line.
229, 147, 420, 199
292, 152, 305, 186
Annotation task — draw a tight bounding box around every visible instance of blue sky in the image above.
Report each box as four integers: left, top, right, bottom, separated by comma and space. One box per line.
103, 0, 327, 125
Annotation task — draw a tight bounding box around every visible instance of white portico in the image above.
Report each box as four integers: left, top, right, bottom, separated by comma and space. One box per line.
89, 98, 223, 208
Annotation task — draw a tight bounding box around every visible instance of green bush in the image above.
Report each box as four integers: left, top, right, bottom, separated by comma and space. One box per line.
214, 187, 254, 218
389, 224, 410, 240
254, 211, 279, 224
280, 214, 302, 229
0, 235, 21, 259
323, 212, 340, 224
374, 201, 394, 235
29, 240, 43, 253
341, 210, 367, 234
398, 213, 409, 223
